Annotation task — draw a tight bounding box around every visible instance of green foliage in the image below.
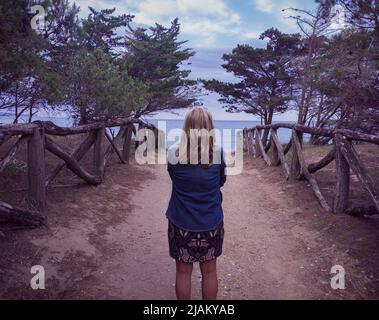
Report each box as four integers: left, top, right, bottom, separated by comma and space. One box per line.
81, 7, 133, 55
124, 18, 198, 115
0, 0, 80, 122
315, 28, 379, 132
203, 28, 302, 124
0, 1, 196, 124
0, 0, 46, 90
67, 48, 149, 123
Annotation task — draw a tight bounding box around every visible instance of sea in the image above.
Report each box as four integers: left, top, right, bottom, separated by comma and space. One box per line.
0, 113, 301, 151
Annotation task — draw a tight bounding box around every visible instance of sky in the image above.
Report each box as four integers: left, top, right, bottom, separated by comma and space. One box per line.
75, 0, 318, 120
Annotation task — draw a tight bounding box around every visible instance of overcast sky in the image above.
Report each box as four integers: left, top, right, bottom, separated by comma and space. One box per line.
75, 0, 317, 120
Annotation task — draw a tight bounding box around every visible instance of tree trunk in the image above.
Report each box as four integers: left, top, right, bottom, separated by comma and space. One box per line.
79, 105, 87, 125
14, 82, 19, 124
261, 110, 273, 147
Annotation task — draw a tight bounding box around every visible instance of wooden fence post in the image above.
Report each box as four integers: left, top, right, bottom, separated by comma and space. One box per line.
254, 129, 261, 158
244, 130, 249, 155
270, 128, 290, 179
247, 131, 253, 156
290, 130, 302, 179
333, 136, 350, 213
337, 134, 379, 213
270, 129, 280, 166
256, 128, 272, 166
122, 124, 134, 162
243, 129, 247, 153
94, 128, 105, 179
292, 129, 332, 212
251, 130, 257, 157
27, 127, 46, 217
46, 131, 96, 186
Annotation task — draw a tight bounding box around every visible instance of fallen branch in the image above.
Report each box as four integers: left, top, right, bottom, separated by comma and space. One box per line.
0, 201, 45, 228
346, 206, 379, 216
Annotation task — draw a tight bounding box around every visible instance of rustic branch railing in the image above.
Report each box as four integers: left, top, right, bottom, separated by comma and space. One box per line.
243, 123, 379, 215
0, 117, 157, 228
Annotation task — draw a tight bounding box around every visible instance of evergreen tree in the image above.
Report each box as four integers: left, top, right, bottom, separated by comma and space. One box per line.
124, 18, 199, 117
203, 29, 302, 144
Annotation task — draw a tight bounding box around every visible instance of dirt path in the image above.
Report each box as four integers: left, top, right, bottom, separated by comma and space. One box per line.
1, 155, 378, 299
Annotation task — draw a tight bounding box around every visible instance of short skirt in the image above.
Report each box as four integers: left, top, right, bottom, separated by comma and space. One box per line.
168, 219, 224, 263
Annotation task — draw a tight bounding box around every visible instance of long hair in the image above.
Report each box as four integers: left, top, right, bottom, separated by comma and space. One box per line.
176, 108, 217, 165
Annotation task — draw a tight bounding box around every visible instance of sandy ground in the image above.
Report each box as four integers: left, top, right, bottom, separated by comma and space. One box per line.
1, 151, 379, 299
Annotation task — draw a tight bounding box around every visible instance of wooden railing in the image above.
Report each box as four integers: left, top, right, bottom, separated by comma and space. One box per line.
0, 117, 157, 228
243, 123, 379, 215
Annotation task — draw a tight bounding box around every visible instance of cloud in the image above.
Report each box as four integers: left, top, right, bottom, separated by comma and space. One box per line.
74, 0, 241, 47
130, 0, 240, 23
253, 0, 296, 13
252, 0, 307, 32
242, 31, 262, 40
188, 48, 237, 82
254, 0, 274, 13
130, 0, 241, 43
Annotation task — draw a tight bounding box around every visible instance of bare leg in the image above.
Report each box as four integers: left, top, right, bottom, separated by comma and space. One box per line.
175, 260, 193, 300
200, 259, 218, 300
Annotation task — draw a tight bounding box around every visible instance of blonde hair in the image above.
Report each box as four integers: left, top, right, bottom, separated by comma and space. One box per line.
176, 108, 216, 165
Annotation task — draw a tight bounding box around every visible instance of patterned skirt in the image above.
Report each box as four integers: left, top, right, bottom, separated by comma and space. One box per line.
168, 219, 224, 263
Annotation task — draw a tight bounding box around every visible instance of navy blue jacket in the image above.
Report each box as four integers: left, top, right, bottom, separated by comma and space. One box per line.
165, 148, 226, 232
